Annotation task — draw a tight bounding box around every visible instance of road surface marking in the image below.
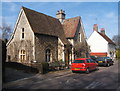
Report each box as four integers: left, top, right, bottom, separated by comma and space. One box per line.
85, 81, 103, 89
32, 73, 72, 85
55, 73, 72, 79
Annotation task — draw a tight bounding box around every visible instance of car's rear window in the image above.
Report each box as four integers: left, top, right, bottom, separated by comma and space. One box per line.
96, 57, 104, 61
104, 57, 111, 59
97, 57, 111, 61
73, 60, 84, 63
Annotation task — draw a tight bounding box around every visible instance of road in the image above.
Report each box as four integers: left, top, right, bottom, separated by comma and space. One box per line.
3, 59, 120, 90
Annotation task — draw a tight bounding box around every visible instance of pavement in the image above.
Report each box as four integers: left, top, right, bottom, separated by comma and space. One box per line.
2, 59, 120, 90
3, 68, 72, 88
4, 67, 36, 83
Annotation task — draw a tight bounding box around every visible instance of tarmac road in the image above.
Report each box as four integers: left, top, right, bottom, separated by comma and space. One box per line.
3, 59, 120, 90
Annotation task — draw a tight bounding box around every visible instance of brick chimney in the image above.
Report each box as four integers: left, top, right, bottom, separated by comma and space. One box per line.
56, 9, 65, 23
101, 28, 105, 35
93, 24, 98, 32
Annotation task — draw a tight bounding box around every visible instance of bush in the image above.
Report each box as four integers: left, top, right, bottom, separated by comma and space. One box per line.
38, 62, 49, 74
49, 60, 65, 70
49, 61, 60, 68
116, 49, 120, 58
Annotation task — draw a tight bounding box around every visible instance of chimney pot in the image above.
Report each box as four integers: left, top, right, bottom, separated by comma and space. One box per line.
56, 9, 66, 24
93, 24, 98, 32
101, 28, 105, 35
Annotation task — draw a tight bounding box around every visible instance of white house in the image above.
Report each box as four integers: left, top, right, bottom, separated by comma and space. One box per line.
87, 24, 116, 58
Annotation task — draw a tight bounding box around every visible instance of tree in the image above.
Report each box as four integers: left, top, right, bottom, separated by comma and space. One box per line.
73, 41, 90, 58
0, 21, 12, 41
112, 35, 120, 49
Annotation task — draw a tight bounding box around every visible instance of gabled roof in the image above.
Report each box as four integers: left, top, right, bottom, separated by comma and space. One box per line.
62, 16, 80, 38
98, 32, 115, 45
22, 7, 69, 45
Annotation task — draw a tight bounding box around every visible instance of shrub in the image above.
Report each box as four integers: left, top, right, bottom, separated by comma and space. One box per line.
49, 61, 60, 67
49, 60, 66, 70
37, 62, 49, 74
116, 49, 120, 58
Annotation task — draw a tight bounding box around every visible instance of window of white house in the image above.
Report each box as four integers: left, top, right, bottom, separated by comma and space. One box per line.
22, 28, 24, 39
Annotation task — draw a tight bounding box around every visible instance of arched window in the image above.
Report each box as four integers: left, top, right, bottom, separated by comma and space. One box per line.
45, 49, 51, 62
20, 50, 26, 62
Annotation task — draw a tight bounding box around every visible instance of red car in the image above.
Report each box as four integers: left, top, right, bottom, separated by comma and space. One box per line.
71, 58, 99, 73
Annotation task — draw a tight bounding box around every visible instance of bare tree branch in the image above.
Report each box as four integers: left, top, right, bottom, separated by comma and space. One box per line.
0, 22, 12, 40
112, 35, 120, 49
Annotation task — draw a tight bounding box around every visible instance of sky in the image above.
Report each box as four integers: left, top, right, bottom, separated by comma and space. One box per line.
1, 2, 118, 39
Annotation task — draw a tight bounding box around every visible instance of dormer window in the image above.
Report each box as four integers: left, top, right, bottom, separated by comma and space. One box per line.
22, 28, 24, 39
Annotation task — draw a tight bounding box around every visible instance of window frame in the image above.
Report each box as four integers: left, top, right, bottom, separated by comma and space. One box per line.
21, 28, 25, 39
45, 49, 51, 62
19, 50, 26, 62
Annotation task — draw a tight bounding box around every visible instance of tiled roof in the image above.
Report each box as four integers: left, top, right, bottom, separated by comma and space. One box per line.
62, 16, 80, 38
98, 32, 115, 45
22, 7, 69, 45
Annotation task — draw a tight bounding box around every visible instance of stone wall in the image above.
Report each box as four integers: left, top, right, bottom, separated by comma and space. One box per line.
58, 38, 65, 61
35, 34, 58, 63
7, 40, 34, 63
7, 10, 35, 63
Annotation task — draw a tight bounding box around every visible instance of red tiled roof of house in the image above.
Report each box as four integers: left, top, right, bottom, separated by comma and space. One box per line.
98, 32, 116, 45
63, 16, 80, 38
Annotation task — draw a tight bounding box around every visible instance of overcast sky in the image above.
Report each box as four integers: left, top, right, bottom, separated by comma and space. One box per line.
1, 2, 118, 39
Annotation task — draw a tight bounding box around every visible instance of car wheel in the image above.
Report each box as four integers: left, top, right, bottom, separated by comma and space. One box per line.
104, 64, 106, 67
72, 71, 75, 73
111, 63, 114, 65
86, 68, 90, 74
96, 66, 99, 70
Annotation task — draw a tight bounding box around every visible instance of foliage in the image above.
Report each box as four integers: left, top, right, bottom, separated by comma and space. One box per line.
73, 41, 90, 58
49, 61, 60, 67
39, 62, 49, 74
116, 49, 120, 58
112, 35, 120, 49
49, 60, 65, 70
59, 59, 65, 64
0, 21, 12, 40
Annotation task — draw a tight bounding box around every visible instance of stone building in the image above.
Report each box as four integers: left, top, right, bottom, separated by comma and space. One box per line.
6, 7, 89, 67
56, 9, 90, 63
6, 7, 70, 66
